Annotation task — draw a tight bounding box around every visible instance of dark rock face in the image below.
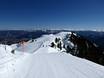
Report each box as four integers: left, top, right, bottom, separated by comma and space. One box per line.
67, 32, 104, 65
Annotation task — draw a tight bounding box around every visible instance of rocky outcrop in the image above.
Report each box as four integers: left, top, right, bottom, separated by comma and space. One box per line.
51, 32, 104, 65
66, 32, 104, 65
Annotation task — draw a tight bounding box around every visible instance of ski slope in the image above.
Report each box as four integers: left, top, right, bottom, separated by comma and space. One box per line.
0, 32, 104, 78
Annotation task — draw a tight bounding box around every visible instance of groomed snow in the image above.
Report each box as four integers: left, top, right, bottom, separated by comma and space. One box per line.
0, 32, 104, 78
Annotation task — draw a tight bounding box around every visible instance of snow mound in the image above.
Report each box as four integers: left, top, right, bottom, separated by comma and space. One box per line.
0, 47, 6, 59
0, 45, 12, 59
35, 47, 59, 54
56, 32, 71, 37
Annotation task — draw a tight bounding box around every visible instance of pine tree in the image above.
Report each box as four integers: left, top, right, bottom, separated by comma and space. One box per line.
55, 38, 58, 43
51, 42, 55, 48
59, 42, 62, 50
57, 42, 62, 50
11, 50, 15, 54
66, 45, 71, 53
63, 44, 65, 48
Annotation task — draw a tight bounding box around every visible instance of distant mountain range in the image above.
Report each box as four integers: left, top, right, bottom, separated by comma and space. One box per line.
75, 31, 104, 50
0, 30, 104, 50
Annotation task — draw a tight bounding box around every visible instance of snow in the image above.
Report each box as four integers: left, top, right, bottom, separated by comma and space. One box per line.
0, 32, 104, 78
0, 45, 12, 59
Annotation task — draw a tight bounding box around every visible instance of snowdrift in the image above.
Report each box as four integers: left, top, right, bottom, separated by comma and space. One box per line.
0, 45, 12, 59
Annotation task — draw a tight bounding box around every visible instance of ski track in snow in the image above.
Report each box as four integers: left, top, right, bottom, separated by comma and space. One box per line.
14, 53, 104, 78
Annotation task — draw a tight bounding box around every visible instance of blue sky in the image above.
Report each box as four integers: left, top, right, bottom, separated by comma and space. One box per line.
0, 0, 104, 30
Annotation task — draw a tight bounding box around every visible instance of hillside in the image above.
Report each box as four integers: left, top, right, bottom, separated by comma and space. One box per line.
0, 32, 104, 78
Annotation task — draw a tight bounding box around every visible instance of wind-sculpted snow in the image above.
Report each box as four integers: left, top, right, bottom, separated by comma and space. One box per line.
0, 32, 104, 78
13, 34, 56, 53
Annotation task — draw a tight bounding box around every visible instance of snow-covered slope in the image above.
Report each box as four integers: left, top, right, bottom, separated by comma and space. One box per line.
0, 32, 104, 78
